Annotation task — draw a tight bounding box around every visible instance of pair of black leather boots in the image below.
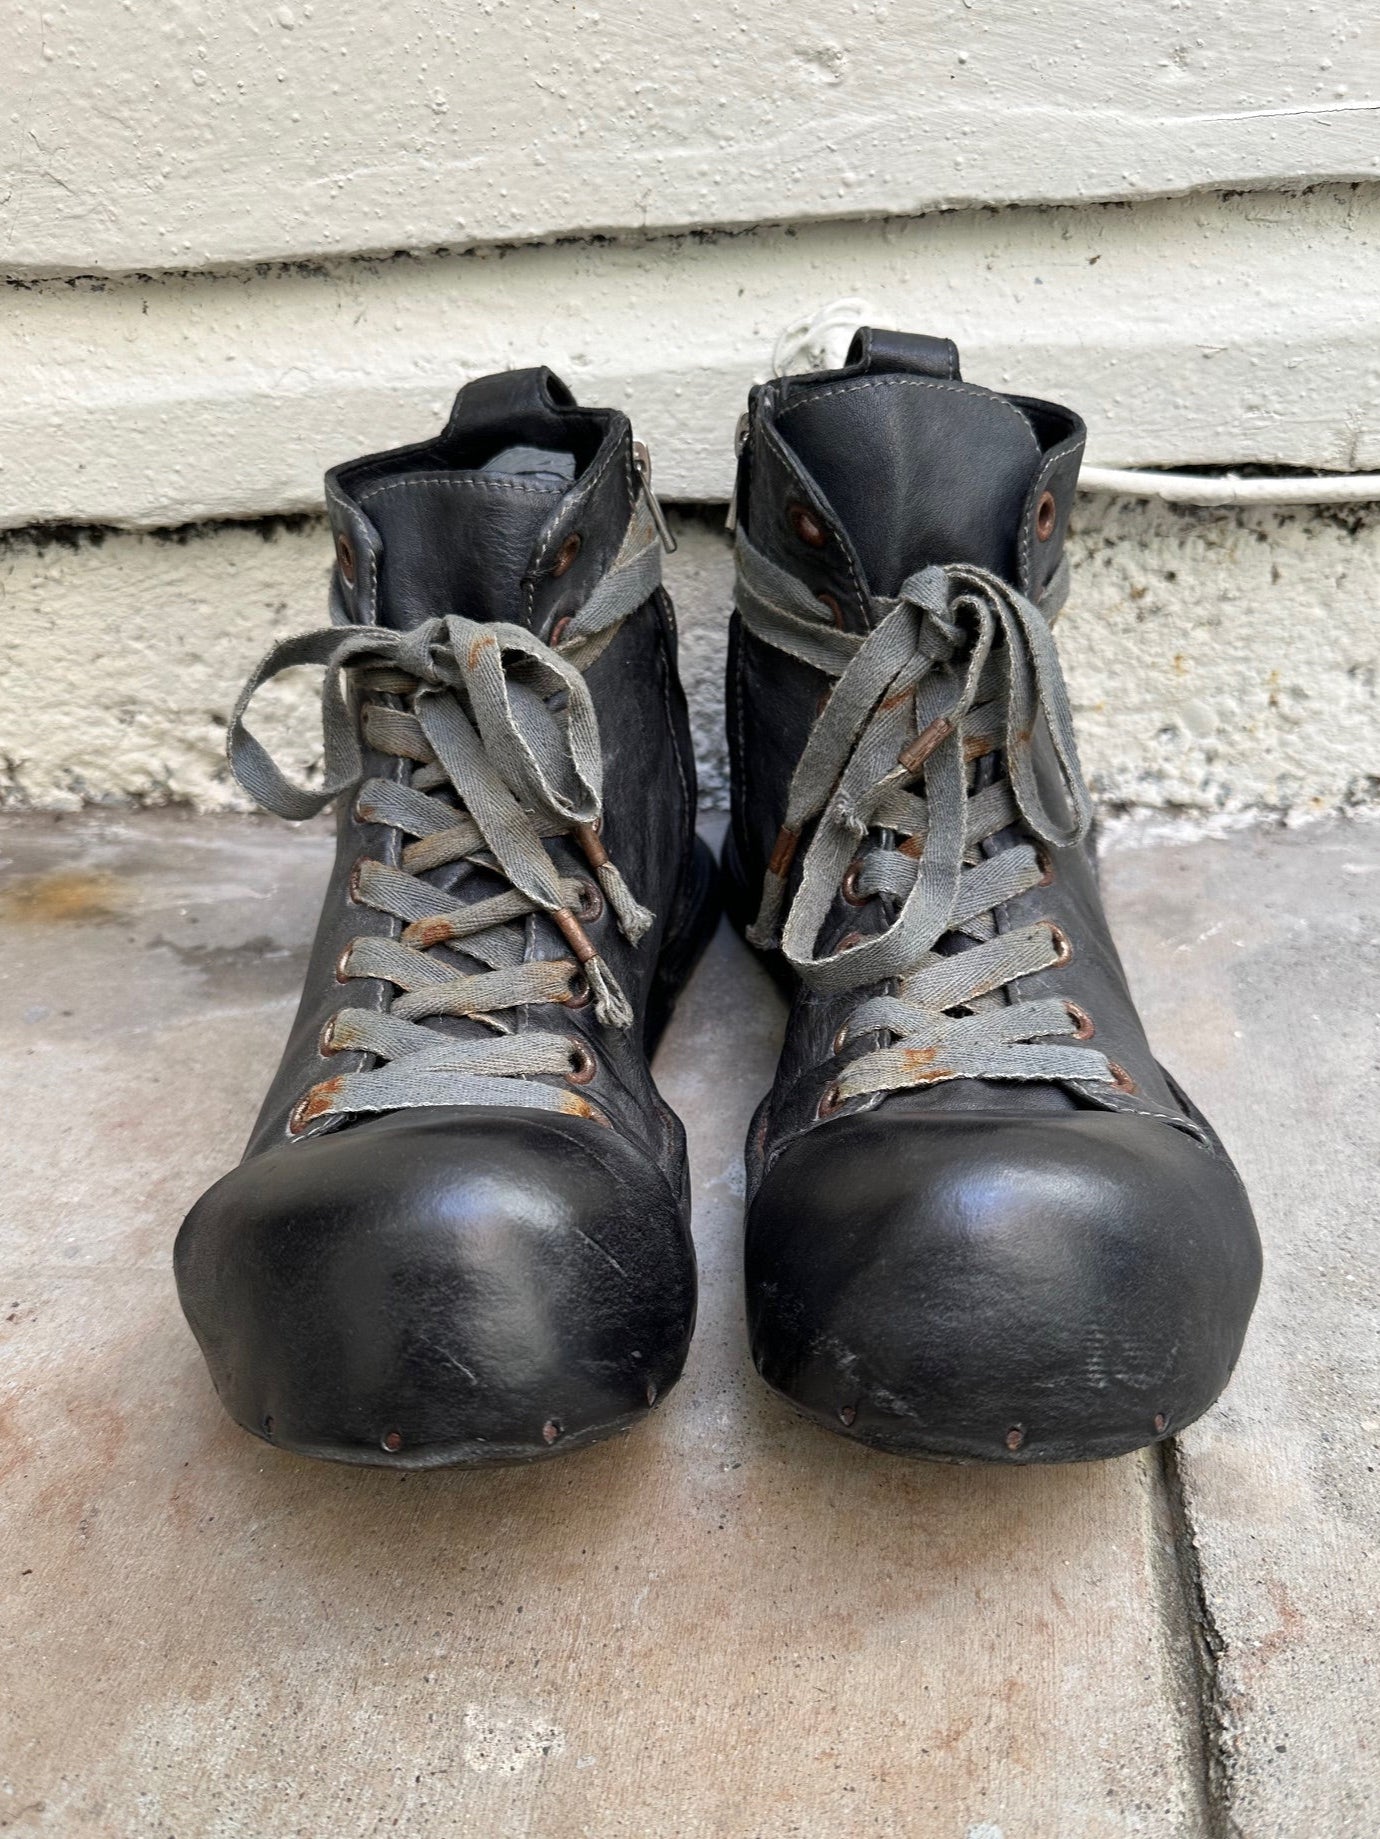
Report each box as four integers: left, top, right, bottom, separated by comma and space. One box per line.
176, 330, 1262, 1469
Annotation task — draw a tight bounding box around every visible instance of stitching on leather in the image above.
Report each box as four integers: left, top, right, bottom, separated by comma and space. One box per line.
759, 416, 871, 618
1020, 438, 1083, 592
526, 431, 627, 621
355, 474, 560, 507
774, 375, 1043, 469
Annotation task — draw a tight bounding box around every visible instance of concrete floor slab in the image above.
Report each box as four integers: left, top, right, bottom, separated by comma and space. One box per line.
1101, 825, 1380, 1837
0, 811, 1374, 1835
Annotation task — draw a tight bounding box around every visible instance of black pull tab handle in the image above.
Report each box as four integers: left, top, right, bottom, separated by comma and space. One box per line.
844, 328, 962, 381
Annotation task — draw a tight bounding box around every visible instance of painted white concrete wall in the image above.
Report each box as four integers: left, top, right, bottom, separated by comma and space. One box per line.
2, 507, 1374, 821
2, 4, 1377, 819
3, 0, 1377, 272
5, 186, 1380, 531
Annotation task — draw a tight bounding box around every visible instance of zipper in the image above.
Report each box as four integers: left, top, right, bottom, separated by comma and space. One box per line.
725, 409, 751, 533
632, 440, 677, 554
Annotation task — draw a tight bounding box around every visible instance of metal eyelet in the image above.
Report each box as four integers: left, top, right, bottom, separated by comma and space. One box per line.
318, 1015, 343, 1056
288, 1082, 337, 1136
565, 1040, 598, 1085
563, 972, 592, 1011
835, 929, 866, 953
841, 861, 868, 906
817, 590, 845, 629
347, 856, 370, 904
1039, 920, 1074, 966
552, 534, 582, 579
788, 502, 827, 548
1035, 847, 1056, 888
573, 879, 604, 923
334, 942, 357, 984
549, 614, 573, 647
817, 1082, 846, 1119
1035, 491, 1058, 542
832, 1024, 850, 1056
1064, 1001, 1095, 1041
1108, 1061, 1138, 1094
335, 532, 357, 586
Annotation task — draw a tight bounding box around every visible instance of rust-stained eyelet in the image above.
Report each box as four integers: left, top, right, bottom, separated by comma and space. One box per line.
566, 1040, 598, 1085
817, 1082, 845, 1119
552, 533, 582, 578
1035, 847, 1056, 888
334, 942, 357, 984
1064, 1001, 1096, 1041
549, 614, 572, 647
841, 861, 869, 905
788, 502, 827, 548
573, 878, 604, 923
1108, 1061, 1138, 1094
817, 590, 845, 629
563, 972, 592, 1011
1039, 920, 1074, 966
1035, 491, 1058, 542
836, 929, 866, 953
832, 1024, 850, 1056
288, 1094, 315, 1136
335, 531, 357, 586
319, 1015, 343, 1056
347, 856, 369, 904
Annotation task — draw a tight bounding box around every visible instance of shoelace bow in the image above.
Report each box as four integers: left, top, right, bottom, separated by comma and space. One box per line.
229, 498, 664, 1132
734, 530, 1120, 1101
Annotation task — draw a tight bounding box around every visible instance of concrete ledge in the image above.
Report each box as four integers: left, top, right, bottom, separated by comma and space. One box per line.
4, 187, 1380, 528
1, 502, 1375, 822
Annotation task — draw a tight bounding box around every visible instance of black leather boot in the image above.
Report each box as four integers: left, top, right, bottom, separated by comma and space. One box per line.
724, 328, 1261, 1463
176, 369, 717, 1467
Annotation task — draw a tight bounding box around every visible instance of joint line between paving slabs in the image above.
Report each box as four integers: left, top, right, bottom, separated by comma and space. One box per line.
1154, 1437, 1240, 1839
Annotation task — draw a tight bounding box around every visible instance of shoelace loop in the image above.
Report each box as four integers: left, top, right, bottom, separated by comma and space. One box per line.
228, 496, 663, 1132
734, 530, 1118, 1097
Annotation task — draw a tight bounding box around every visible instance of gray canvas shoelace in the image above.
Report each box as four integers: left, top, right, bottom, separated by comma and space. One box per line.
734, 530, 1118, 1101
229, 498, 663, 1132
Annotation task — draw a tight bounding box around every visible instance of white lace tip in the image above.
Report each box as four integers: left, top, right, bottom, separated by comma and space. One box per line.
585, 955, 636, 1030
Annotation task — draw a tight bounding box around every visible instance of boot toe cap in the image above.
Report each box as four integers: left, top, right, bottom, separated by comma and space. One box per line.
175, 1107, 696, 1466
746, 1108, 1261, 1462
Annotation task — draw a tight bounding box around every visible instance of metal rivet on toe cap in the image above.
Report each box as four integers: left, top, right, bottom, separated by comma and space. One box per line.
839, 1404, 857, 1427
381, 1428, 403, 1453
542, 1419, 562, 1445
1154, 1412, 1168, 1434
645, 1380, 658, 1407
1005, 1425, 1026, 1452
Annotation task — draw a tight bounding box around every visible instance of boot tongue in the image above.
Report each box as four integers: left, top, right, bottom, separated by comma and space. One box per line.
776, 375, 1042, 596
363, 445, 575, 632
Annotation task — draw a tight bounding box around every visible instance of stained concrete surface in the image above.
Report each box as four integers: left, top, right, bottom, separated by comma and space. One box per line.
0, 810, 1375, 1837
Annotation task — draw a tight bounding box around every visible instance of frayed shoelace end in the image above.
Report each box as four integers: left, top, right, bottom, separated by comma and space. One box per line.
596, 861, 655, 945
585, 955, 636, 1030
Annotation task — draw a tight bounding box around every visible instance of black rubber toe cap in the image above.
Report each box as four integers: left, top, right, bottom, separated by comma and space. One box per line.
175, 1107, 696, 1466
746, 1109, 1261, 1462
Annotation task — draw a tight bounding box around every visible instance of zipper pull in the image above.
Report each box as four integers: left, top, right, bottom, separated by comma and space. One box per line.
725, 410, 750, 533
632, 440, 677, 554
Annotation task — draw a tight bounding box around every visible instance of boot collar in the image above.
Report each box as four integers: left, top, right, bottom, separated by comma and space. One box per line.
323, 367, 638, 638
